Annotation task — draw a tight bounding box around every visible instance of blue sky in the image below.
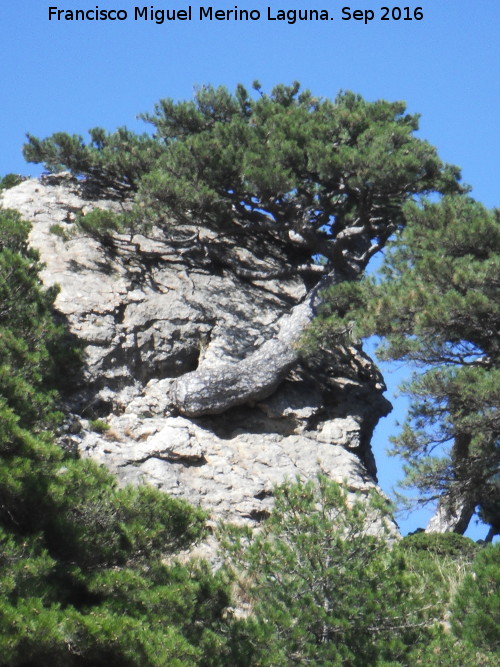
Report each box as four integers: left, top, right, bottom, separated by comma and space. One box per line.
2, 1, 499, 537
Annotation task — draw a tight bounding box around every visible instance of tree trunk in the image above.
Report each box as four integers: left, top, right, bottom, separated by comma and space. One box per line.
171, 267, 385, 419
171, 300, 313, 417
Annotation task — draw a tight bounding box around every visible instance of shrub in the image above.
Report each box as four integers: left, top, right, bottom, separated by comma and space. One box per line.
450, 543, 500, 654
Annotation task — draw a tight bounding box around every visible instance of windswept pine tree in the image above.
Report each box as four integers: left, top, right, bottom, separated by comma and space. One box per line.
0, 82, 497, 665
24, 83, 464, 419
312, 196, 499, 536
24, 82, 461, 285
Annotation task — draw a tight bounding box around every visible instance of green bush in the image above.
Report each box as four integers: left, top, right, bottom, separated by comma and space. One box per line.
0, 208, 232, 665
450, 543, 500, 654
401, 531, 479, 560
0, 173, 24, 190
76, 208, 126, 239
89, 418, 110, 433
408, 632, 498, 666
222, 477, 435, 666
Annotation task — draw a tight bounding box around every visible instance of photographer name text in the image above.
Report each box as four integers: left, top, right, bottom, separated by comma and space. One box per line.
47, 5, 425, 25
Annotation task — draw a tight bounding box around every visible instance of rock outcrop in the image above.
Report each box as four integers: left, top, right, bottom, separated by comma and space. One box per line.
2, 175, 392, 529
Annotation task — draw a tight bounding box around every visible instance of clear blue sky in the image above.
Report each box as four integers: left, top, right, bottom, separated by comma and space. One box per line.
2, 1, 499, 537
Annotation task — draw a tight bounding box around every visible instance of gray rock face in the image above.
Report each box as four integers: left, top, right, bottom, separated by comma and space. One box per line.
2, 175, 392, 529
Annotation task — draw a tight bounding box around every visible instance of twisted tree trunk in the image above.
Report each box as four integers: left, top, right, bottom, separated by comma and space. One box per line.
172, 299, 313, 416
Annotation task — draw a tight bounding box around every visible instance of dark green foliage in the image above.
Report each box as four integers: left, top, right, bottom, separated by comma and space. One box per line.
0, 210, 231, 665
313, 196, 500, 533
39, 467, 207, 570
222, 476, 433, 666
88, 418, 111, 433
0, 209, 65, 431
401, 532, 479, 560
407, 633, 498, 666
451, 543, 500, 654
50, 209, 131, 245
24, 83, 461, 283
406, 544, 500, 665
23, 127, 163, 193
76, 207, 128, 239
0, 174, 24, 190
398, 532, 480, 628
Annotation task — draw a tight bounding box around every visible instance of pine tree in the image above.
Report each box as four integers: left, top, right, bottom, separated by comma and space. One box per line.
22, 84, 464, 419
451, 543, 500, 655
0, 209, 231, 665
23, 83, 461, 286
313, 196, 499, 534
222, 476, 434, 666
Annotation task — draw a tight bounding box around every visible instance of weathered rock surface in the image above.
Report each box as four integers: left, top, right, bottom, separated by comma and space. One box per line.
2, 175, 393, 530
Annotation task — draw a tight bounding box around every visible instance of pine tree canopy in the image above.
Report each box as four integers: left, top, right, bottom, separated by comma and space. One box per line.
312, 196, 500, 535
221, 476, 459, 666
23, 82, 462, 285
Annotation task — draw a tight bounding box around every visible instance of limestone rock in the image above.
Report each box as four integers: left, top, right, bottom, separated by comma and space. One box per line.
2, 175, 393, 532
